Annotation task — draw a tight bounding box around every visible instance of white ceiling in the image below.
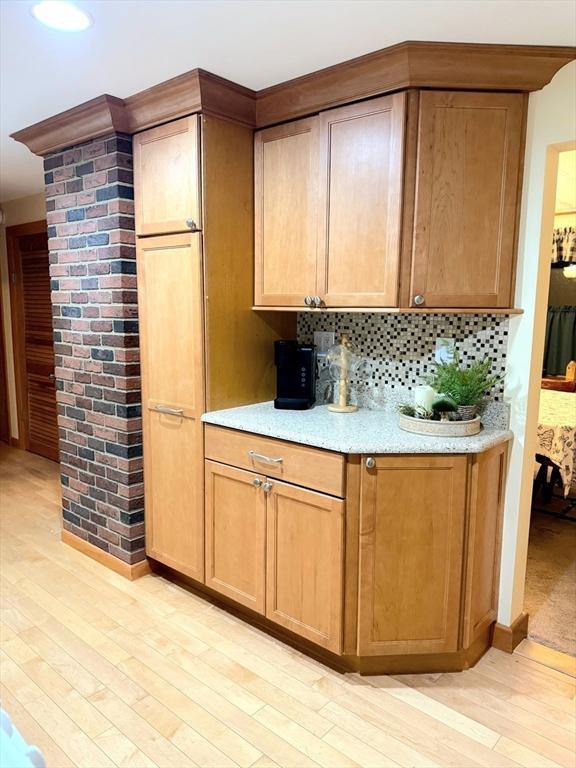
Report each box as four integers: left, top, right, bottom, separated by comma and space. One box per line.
1, 0, 575, 202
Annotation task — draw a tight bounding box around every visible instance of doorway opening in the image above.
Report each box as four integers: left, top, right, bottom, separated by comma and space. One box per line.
6, 220, 59, 462
524, 148, 576, 657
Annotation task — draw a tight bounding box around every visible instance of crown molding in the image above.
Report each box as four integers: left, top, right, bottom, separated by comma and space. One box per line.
255, 41, 576, 126
11, 41, 576, 156
11, 94, 129, 156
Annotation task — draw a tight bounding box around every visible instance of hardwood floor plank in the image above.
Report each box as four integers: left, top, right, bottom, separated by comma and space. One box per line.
0, 682, 77, 768
1, 445, 574, 768
394, 674, 575, 767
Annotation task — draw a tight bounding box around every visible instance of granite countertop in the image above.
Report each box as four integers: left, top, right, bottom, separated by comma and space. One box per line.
201, 402, 512, 454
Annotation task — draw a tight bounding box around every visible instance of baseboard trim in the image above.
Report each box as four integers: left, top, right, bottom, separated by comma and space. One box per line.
61, 530, 151, 581
492, 611, 529, 653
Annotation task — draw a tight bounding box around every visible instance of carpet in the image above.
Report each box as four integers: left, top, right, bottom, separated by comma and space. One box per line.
523, 510, 576, 657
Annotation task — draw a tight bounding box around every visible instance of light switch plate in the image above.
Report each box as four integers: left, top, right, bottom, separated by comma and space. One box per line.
435, 337, 455, 363
314, 331, 335, 354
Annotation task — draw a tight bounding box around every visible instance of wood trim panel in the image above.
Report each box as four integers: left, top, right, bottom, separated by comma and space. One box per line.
492, 612, 529, 653
343, 455, 361, 655
461, 443, 507, 649
62, 530, 151, 581
256, 41, 576, 127
12, 42, 575, 155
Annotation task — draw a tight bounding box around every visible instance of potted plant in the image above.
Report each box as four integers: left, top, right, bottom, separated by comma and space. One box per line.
426, 355, 501, 420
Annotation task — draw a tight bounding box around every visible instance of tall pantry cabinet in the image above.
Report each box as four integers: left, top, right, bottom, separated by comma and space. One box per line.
134, 114, 293, 579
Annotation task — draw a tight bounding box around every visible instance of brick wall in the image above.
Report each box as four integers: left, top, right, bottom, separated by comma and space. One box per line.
44, 134, 145, 564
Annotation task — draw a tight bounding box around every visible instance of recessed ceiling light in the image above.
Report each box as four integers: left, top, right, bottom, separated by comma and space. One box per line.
32, 1, 91, 32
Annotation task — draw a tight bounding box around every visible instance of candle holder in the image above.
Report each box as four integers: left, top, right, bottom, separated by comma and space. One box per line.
327, 335, 361, 413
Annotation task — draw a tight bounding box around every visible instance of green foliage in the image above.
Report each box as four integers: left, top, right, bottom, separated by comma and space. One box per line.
431, 395, 457, 413
398, 403, 416, 417
426, 355, 501, 407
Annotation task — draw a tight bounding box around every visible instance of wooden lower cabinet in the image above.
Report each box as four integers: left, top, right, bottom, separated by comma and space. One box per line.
357, 455, 467, 656
144, 411, 204, 581
196, 438, 508, 672
205, 461, 266, 613
266, 480, 345, 653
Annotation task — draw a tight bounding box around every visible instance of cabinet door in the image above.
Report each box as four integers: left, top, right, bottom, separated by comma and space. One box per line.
410, 91, 524, 308
254, 118, 319, 307
266, 480, 344, 653
137, 233, 205, 580
358, 455, 467, 656
317, 93, 405, 307
205, 461, 266, 614
462, 444, 507, 648
134, 116, 201, 236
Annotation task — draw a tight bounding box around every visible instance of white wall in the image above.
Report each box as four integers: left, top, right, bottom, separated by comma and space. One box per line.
0, 193, 47, 439
499, 61, 576, 625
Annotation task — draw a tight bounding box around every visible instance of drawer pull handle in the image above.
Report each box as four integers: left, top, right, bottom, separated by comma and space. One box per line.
248, 450, 283, 465
153, 404, 184, 416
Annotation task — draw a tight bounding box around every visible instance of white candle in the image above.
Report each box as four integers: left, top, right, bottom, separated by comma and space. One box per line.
414, 385, 437, 412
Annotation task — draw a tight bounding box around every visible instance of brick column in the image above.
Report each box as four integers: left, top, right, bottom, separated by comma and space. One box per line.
44, 134, 145, 565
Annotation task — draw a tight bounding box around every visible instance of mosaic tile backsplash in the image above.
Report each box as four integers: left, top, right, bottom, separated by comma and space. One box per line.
297, 312, 509, 415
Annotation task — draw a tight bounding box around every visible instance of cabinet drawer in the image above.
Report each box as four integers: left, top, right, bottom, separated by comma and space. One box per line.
204, 425, 345, 497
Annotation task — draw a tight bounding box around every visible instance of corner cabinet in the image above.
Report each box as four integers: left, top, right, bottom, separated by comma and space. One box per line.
254, 90, 525, 311
357, 455, 467, 656
410, 92, 524, 308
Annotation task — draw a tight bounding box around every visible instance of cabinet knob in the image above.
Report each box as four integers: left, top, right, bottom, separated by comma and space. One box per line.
413, 294, 425, 306
365, 457, 376, 469
304, 296, 313, 306
252, 478, 262, 488
262, 482, 273, 493
185, 218, 198, 230
313, 296, 322, 307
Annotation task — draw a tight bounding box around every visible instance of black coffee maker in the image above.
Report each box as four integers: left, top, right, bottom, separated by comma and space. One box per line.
274, 340, 316, 410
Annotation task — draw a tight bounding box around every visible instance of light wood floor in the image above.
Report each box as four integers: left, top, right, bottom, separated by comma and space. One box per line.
1, 444, 575, 768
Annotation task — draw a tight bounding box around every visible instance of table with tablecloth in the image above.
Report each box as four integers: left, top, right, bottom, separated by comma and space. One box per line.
537, 389, 576, 496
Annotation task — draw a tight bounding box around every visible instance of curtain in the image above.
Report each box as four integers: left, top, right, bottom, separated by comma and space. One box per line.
543, 306, 576, 375
552, 228, 576, 263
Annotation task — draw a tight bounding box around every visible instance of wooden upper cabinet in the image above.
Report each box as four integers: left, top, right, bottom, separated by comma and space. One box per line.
133, 116, 201, 236
254, 118, 319, 307
410, 91, 524, 308
357, 455, 467, 656
318, 93, 405, 307
205, 461, 266, 614
266, 480, 344, 653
